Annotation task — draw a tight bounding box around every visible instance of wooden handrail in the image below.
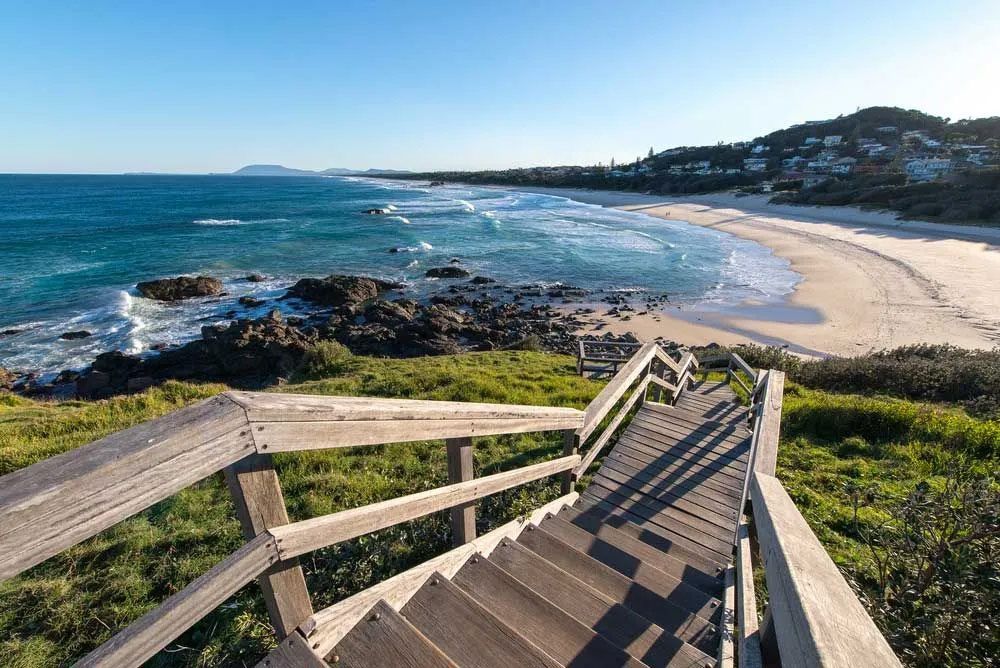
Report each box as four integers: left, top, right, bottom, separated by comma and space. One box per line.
578, 341, 660, 442
269, 454, 580, 559
751, 473, 902, 667
573, 375, 651, 477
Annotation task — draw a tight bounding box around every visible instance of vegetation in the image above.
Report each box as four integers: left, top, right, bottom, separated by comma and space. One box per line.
1, 346, 998, 665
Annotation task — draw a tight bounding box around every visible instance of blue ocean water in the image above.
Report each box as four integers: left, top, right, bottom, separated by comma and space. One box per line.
0, 174, 798, 374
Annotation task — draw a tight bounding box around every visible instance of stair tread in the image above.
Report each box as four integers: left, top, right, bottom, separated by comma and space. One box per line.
334, 599, 458, 668
605, 446, 745, 497
401, 572, 561, 668
593, 465, 738, 526
555, 507, 724, 588
453, 554, 648, 668
516, 523, 720, 654
488, 538, 715, 668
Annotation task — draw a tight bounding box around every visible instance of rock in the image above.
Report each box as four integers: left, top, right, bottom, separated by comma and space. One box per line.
428, 181, 445, 187
59, 330, 92, 340
285, 275, 403, 309
0, 367, 15, 392
1, 328, 23, 337
425, 267, 471, 279
76, 370, 110, 397
126, 376, 155, 393
388, 247, 401, 253
245, 274, 266, 282
449, 257, 462, 264
136, 276, 223, 301
238, 296, 266, 307
363, 208, 389, 215
470, 276, 496, 284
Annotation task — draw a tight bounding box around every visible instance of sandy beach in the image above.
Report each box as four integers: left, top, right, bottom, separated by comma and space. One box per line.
512, 187, 1000, 357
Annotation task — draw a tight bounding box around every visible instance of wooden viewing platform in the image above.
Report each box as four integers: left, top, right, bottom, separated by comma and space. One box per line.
0, 343, 902, 667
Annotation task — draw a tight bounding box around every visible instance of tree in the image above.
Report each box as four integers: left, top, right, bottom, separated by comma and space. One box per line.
610, 157, 615, 170
648, 147, 654, 159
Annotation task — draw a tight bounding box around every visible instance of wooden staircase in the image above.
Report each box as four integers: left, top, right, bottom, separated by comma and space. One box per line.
327, 378, 749, 668
0, 342, 904, 668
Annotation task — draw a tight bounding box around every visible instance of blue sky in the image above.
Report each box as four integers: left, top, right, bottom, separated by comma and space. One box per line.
1, 0, 998, 173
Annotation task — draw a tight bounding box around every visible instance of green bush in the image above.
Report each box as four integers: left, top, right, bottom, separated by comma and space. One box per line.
295, 340, 355, 379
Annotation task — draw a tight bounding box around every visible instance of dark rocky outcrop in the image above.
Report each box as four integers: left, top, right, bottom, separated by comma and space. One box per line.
0, 367, 15, 392
426, 267, 471, 279
136, 276, 223, 301
59, 330, 92, 340
238, 296, 266, 307
245, 273, 267, 282
285, 275, 403, 310
470, 276, 496, 284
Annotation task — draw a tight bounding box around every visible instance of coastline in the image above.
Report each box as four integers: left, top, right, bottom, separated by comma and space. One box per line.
507, 187, 1000, 357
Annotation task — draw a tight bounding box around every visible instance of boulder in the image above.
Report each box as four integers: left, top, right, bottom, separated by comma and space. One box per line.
425, 267, 471, 279
285, 275, 403, 309
136, 276, 223, 301
59, 330, 92, 340
0, 367, 15, 392
245, 274, 266, 282
238, 296, 266, 307
470, 276, 496, 284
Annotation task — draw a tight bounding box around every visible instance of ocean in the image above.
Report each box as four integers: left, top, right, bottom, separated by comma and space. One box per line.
0, 174, 798, 375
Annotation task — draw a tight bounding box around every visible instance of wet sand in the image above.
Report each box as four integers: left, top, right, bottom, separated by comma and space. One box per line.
513, 188, 1000, 357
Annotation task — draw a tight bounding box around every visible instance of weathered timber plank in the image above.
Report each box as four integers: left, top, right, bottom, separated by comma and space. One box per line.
301, 493, 578, 656
562, 503, 727, 575
579, 341, 659, 441
224, 453, 312, 637
78, 534, 277, 668
630, 412, 751, 449
271, 455, 579, 559
580, 487, 734, 561
517, 524, 719, 654
402, 573, 561, 668
620, 425, 750, 467
453, 555, 646, 668
229, 392, 583, 422
446, 437, 476, 545
751, 474, 901, 667
584, 480, 736, 547
488, 538, 713, 668
736, 516, 763, 668
333, 600, 457, 668
751, 371, 784, 477
0, 395, 251, 582
640, 402, 749, 432
612, 438, 747, 487
718, 563, 736, 668
573, 375, 650, 478
600, 452, 743, 505
253, 416, 581, 452
593, 465, 738, 527
539, 512, 723, 596
254, 631, 329, 668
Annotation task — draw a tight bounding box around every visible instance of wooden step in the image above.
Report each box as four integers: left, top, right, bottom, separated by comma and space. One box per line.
575, 494, 732, 567
646, 399, 747, 426
567, 501, 729, 574
584, 480, 737, 548
333, 599, 458, 668
401, 572, 561, 668
605, 446, 744, 499
488, 538, 715, 668
629, 413, 751, 452
623, 423, 750, 465
635, 405, 750, 441
536, 516, 723, 613
554, 506, 724, 589
672, 399, 748, 422
452, 554, 647, 668
516, 524, 719, 654
593, 464, 738, 527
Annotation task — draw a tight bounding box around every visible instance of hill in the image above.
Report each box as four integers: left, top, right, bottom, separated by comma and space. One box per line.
230, 164, 322, 177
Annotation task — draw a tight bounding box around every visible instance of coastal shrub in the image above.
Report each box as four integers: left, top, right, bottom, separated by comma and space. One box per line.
296, 340, 355, 379
697, 343, 1000, 419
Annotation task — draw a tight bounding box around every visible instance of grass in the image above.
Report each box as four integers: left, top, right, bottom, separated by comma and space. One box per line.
1, 350, 997, 666
0, 350, 601, 667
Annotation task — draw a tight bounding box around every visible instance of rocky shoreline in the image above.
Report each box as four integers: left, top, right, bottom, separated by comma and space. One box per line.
3, 272, 661, 400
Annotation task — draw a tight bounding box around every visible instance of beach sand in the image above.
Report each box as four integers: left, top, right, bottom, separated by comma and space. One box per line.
513, 188, 1000, 357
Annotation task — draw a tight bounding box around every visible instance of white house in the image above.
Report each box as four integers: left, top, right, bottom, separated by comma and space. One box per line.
831, 157, 858, 175
804, 137, 822, 146
823, 135, 843, 147
905, 158, 952, 182
751, 144, 769, 154
743, 158, 769, 172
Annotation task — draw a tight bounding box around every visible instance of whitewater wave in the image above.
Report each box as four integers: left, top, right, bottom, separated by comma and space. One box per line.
406, 260, 419, 268
192, 218, 290, 226
456, 199, 475, 213
386, 204, 398, 211
391, 216, 411, 225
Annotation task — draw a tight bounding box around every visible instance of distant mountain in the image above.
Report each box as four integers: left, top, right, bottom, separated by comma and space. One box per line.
231, 164, 413, 177
231, 164, 321, 177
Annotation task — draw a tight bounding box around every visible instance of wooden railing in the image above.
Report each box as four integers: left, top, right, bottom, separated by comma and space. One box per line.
0, 391, 583, 668
575, 338, 642, 377
732, 369, 903, 668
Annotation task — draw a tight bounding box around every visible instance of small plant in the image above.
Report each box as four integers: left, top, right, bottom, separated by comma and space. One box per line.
296, 341, 355, 379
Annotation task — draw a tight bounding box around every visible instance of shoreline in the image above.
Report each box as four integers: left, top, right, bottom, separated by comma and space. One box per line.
507, 187, 1000, 357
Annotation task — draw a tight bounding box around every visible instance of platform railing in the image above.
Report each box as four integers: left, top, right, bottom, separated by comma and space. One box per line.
0, 391, 583, 668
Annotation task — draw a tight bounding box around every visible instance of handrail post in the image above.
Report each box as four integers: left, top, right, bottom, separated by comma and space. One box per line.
560, 429, 580, 494
446, 437, 476, 545
224, 453, 313, 638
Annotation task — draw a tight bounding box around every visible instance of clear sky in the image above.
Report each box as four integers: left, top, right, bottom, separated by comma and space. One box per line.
2, 0, 998, 174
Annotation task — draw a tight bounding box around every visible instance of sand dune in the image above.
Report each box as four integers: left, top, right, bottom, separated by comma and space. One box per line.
514, 188, 1000, 357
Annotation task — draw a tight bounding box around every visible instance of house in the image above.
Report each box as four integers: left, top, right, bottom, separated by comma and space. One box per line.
831, 157, 858, 174
804, 137, 822, 146
743, 158, 769, 172
803, 174, 832, 188
636, 165, 652, 174
751, 144, 769, 154
823, 135, 843, 147
877, 126, 898, 134
905, 158, 952, 182
781, 156, 808, 169
686, 160, 711, 170
866, 144, 888, 157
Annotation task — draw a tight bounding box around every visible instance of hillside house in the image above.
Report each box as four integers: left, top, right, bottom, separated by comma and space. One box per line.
743, 158, 769, 172
823, 135, 843, 146
905, 158, 952, 182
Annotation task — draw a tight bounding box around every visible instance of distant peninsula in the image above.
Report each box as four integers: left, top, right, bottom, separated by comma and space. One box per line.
229, 164, 413, 177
